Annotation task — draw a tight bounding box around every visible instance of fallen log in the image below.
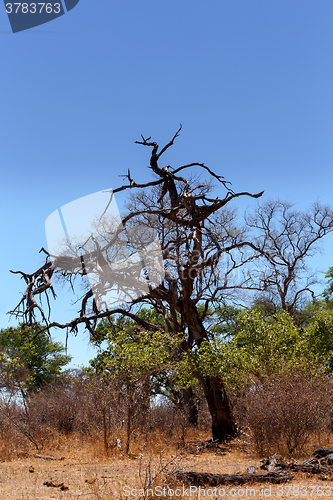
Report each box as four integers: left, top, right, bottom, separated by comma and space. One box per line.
313, 448, 333, 458
173, 471, 293, 486
261, 455, 333, 475
34, 454, 65, 461
284, 464, 324, 474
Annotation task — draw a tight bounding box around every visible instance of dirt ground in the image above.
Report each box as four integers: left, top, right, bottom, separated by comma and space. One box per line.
0, 446, 332, 500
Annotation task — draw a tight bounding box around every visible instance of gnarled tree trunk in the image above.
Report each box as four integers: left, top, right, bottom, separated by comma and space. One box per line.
199, 375, 237, 441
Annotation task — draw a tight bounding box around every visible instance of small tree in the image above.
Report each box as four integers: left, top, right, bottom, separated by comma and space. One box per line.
0, 323, 71, 396
91, 308, 202, 427
91, 318, 187, 453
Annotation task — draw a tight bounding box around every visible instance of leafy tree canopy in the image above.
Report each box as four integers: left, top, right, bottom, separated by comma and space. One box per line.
90, 311, 188, 394
193, 307, 333, 391
90, 305, 333, 400
0, 323, 72, 394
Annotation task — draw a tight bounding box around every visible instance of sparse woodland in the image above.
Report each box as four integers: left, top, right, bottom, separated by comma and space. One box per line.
3, 129, 333, 496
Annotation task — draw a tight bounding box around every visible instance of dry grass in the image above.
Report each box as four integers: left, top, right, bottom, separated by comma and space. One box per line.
1, 430, 333, 499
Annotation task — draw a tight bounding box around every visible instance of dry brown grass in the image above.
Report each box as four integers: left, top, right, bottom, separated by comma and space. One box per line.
0, 373, 332, 499
1, 429, 333, 499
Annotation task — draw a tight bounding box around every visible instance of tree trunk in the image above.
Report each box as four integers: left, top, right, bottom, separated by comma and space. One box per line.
181, 387, 198, 427
173, 387, 199, 427
199, 375, 237, 442
182, 300, 237, 441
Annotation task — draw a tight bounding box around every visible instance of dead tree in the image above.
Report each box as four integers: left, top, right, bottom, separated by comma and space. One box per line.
9, 126, 266, 441
245, 200, 333, 313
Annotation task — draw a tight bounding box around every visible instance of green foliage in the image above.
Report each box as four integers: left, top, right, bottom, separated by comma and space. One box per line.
166, 309, 305, 393
90, 311, 186, 389
322, 266, 333, 307
180, 337, 253, 390
91, 328, 184, 379
0, 323, 72, 394
91, 308, 166, 347
176, 307, 333, 394
90, 302, 333, 401
233, 309, 305, 373
90, 268, 333, 400
304, 308, 333, 369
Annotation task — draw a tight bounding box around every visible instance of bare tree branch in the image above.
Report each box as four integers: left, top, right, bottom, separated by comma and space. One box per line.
245, 200, 333, 311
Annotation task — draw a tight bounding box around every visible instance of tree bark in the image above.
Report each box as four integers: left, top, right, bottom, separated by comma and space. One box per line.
199, 375, 237, 441
181, 387, 199, 427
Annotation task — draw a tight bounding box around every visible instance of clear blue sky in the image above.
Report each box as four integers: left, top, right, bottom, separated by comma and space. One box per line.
1, 0, 333, 368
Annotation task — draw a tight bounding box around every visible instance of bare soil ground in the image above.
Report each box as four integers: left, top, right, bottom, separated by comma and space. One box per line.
0, 441, 332, 500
